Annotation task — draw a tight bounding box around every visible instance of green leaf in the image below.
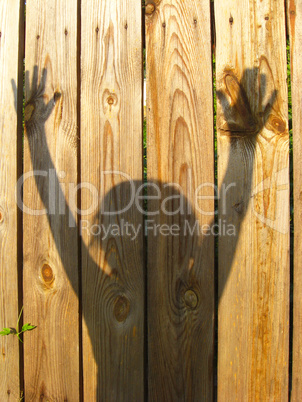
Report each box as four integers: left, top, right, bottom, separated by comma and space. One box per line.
0, 328, 11, 336
21, 323, 36, 332
17, 334, 23, 343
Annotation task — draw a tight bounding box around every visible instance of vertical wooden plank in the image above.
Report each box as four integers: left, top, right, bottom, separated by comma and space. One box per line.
288, 1, 302, 399
0, 0, 23, 399
146, 0, 214, 399
23, 0, 79, 400
215, 0, 289, 400
81, 1, 144, 400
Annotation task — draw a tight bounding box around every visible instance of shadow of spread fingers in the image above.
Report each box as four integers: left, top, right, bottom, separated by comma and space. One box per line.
11, 79, 18, 113
25, 70, 30, 99
44, 92, 61, 121
31, 65, 39, 96
216, 89, 230, 110
263, 89, 278, 123
37, 68, 47, 97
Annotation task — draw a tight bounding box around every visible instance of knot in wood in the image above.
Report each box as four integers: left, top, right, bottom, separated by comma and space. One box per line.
107, 96, 114, 106
145, 3, 155, 15
41, 264, 55, 285
102, 91, 119, 114
0, 211, 3, 224
184, 289, 198, 309
54, 92, 62, 103
233, 201, 244, 214
24, 103, 35, 123
114, 295, 130, 322
270, 117, 286, 134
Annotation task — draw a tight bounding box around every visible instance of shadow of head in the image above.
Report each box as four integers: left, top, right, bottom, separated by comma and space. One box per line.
85, 179, 208, 276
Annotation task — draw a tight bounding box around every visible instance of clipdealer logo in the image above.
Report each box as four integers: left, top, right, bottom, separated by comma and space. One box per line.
15, 169, 239, 238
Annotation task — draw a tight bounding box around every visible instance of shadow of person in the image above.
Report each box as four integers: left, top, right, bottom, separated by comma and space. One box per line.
11, 59, 284, 400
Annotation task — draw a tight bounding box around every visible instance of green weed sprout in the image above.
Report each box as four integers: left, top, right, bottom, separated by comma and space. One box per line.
0, 307, 36, 343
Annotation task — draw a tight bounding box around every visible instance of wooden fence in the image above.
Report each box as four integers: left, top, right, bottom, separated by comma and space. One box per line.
0, 0, 300, 400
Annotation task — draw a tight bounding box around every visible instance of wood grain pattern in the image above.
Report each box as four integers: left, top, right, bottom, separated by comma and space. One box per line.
215, 0, 289, 400
288, 1, 302, 399
81, 1, 144, 400
23, 1, 79, 400
146, 0, 214, 399
0, 0, 23, 400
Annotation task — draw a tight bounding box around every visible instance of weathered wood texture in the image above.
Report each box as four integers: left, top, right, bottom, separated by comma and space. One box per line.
81, 1, 144, 400
146, 0, 215, 399
215, 0, 289, 400
23, 0, 79, 400
288, 1, 302, 400
0, 0, 23, 400
0, 1, 298, 400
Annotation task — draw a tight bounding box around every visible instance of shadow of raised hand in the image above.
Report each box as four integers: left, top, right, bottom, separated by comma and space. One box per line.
217, 59, 278, 139
11, 59, 284, 401
12, 67, 61, 136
